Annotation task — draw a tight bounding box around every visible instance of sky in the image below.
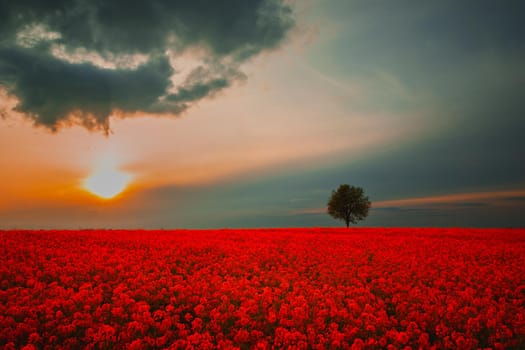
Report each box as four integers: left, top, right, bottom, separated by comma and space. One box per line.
1, 0, 524, 228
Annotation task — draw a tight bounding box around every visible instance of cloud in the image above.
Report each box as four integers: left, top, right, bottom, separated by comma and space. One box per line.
292, 189, 525, 217
0, 48, 174, 132
373, 189, 525, 209
0, 0, 294, 133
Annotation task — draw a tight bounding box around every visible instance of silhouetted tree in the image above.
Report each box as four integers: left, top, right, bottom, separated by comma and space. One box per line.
327, 184, 371, 227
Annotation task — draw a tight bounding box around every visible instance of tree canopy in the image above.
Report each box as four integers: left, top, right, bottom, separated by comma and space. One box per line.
327, 184, 371, 227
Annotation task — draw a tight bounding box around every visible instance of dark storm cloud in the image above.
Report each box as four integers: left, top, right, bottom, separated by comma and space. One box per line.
1, 0, 293, 57
167, 79, 229, 103
0, 47, 173, 132
0, 0, 294, 132
163, 64, 247, 110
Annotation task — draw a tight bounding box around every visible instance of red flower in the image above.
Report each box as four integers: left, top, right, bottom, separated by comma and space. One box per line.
0, 228, 523, 349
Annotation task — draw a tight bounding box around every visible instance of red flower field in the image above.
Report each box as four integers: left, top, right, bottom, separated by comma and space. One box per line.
1, 228, 524, 349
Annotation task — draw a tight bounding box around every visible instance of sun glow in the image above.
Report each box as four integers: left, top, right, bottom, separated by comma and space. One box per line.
83, 159, 132, 199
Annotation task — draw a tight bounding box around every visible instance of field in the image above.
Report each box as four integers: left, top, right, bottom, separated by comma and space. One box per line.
1, 228, 524, 349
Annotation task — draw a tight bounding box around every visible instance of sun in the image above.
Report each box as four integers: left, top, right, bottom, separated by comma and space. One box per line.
83, 160, 132, 199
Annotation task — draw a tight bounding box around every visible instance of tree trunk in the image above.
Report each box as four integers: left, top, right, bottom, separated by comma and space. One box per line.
345, 211, 351, 228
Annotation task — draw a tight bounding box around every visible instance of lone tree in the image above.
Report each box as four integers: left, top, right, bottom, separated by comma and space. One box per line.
327, 184, 371, 227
